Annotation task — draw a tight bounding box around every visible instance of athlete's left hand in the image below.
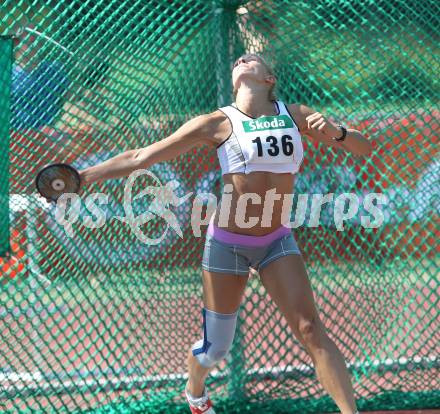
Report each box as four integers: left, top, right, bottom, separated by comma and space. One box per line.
305, 112, 340, 139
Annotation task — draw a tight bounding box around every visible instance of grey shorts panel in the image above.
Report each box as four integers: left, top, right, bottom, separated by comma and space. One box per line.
201, 232, 301, 276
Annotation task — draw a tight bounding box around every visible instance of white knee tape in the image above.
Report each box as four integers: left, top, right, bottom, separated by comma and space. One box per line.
192, 308, 238, 368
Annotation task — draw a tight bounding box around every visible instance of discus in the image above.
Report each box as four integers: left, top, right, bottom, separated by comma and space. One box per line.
35, 163, 81, 202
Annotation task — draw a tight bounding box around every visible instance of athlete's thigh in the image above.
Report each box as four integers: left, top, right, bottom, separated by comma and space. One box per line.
258, 254, 321, 333
202, 269, 249, 314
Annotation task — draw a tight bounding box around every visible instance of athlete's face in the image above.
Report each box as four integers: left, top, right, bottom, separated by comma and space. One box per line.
232, 54, 275, 91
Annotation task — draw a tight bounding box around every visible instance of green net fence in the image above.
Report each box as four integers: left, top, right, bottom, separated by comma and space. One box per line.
1, 0, 439, 412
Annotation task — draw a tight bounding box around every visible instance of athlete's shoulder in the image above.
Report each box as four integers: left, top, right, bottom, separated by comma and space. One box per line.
207, 110, 232, 144
181, 110, 225, 132
196, 110, 229, 131
206, 109, 230, 122
184, 110, 231, 147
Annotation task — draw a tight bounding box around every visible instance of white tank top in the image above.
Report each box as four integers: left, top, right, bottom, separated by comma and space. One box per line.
216, 100, 303, 175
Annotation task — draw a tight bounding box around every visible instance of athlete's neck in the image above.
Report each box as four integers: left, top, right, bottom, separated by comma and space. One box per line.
235, 87, 276, 118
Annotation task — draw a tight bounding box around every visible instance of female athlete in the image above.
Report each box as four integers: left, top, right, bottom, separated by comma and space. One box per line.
78, 53, 371, 414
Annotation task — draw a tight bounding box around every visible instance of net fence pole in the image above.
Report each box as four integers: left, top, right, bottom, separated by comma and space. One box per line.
212, 4, 232, 108
212, 1, 247, 400
25, 196, 49, 371
0, 36, 12, 257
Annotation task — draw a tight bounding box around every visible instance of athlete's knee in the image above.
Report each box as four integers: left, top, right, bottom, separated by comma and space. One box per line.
297, 316, 326, 349
191, 308, 238, 368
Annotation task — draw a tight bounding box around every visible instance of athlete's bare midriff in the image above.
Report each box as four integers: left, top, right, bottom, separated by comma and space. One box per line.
204, 109, 299, 235
211, 171, 296, 236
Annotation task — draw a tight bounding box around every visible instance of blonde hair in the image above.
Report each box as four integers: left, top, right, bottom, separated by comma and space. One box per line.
232, 54, 277, 101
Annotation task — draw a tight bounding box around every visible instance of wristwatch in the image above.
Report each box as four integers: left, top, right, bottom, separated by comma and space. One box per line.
333, 124, 347, 142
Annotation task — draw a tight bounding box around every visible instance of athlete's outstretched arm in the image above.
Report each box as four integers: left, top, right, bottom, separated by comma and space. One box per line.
79, 113, 218, 185
288, 103, 372, 157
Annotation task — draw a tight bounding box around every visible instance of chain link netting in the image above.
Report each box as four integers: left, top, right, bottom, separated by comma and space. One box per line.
1, 0, 439, 413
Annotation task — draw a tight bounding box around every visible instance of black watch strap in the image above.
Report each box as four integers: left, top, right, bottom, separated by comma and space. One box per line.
333, 125, 347, 142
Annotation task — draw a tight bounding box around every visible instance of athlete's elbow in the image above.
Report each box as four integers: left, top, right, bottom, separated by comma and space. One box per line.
132, 147, 153, 169
349, 133, 372, 157
133, 143, 171, 169
366, 142, 373, 156
359, 139, 373, 157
